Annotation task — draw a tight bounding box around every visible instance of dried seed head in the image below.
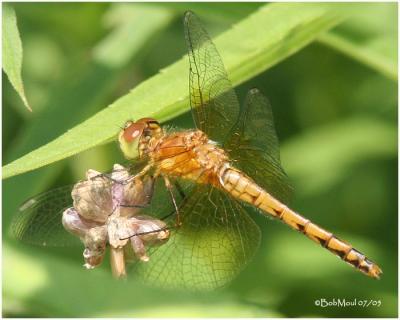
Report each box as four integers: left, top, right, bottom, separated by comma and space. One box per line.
82, 226, 107, 268
107, 216, 130, 248
120, 176, 154, 217
110, 164, 130, 182
63, 164, 170, 276
72, 172, 113, 223
83, 248, 105, 269
133, 215, 170, 246
155, 229, 170, 241
62, 207, 98, 238
124, 215, 171, 261
130, 235, 149, 262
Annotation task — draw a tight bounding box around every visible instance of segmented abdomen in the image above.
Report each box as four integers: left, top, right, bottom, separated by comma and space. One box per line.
220, 166, 382, 279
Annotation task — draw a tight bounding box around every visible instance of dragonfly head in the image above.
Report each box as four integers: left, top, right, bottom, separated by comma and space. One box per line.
118, 118, 161, 159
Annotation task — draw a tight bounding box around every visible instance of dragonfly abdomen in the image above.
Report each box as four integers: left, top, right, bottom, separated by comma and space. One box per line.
220, 166, 283, 214
220, 166, 382, 279
277, 207, 383, 279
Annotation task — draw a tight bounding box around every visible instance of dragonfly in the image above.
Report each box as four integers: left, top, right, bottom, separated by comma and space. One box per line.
12, 164, 172, 278
12, 11, 382, 290
116, 11, 382, 289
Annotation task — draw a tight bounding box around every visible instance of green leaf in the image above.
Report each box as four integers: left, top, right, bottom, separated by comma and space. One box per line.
3, 3, 347, 179
318, 3, 397, 81
152, 2, 264, 23
2, 4, 31, 111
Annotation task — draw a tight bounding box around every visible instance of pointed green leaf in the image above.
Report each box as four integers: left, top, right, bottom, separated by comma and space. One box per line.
3, 3, 347, 179
2, 4, 31, 111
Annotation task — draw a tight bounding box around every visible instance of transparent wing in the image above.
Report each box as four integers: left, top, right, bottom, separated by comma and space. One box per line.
132, 185, 261, 290
11, 184, 81, 246
184, 11, 240, 144
138, 177, 190, 220
225, 88, 293, 203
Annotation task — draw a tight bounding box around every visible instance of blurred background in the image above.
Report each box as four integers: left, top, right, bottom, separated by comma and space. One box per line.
2, 2, 397, 317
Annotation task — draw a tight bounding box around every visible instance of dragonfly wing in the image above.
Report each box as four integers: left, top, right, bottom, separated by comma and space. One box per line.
132, 185, 261, 290
184, 11, 240, 144
225, 88, 293, 203
11, 184, 81, 246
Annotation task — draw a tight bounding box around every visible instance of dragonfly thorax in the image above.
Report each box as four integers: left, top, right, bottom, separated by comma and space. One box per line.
149, 129, 231, 186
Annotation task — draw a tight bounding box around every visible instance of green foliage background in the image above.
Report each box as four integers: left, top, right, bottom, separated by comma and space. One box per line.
2, 2, 397, 317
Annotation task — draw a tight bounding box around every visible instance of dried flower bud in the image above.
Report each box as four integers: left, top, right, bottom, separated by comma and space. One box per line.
71, 170, 113, 223
82, 226, 107, 269
133, 215, 170, 245
110, 164, 130, 182
126, 215, 170, 262
83, 248, 105, 269
107, 216, 130, 249
130, 234, 149, 262
62, 208, 93, 238
120, 177, 154, 217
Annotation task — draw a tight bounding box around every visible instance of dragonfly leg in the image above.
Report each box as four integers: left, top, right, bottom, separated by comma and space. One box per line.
123, 163, 153, 185
156, 181, 187, 221
159, 210, 177, 221
174, 181, 186, 200
163, 175, 182, 227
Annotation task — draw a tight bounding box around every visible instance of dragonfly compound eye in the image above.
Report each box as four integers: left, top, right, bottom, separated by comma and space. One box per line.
118, 121, 146, 159
122, 122, 146, 143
